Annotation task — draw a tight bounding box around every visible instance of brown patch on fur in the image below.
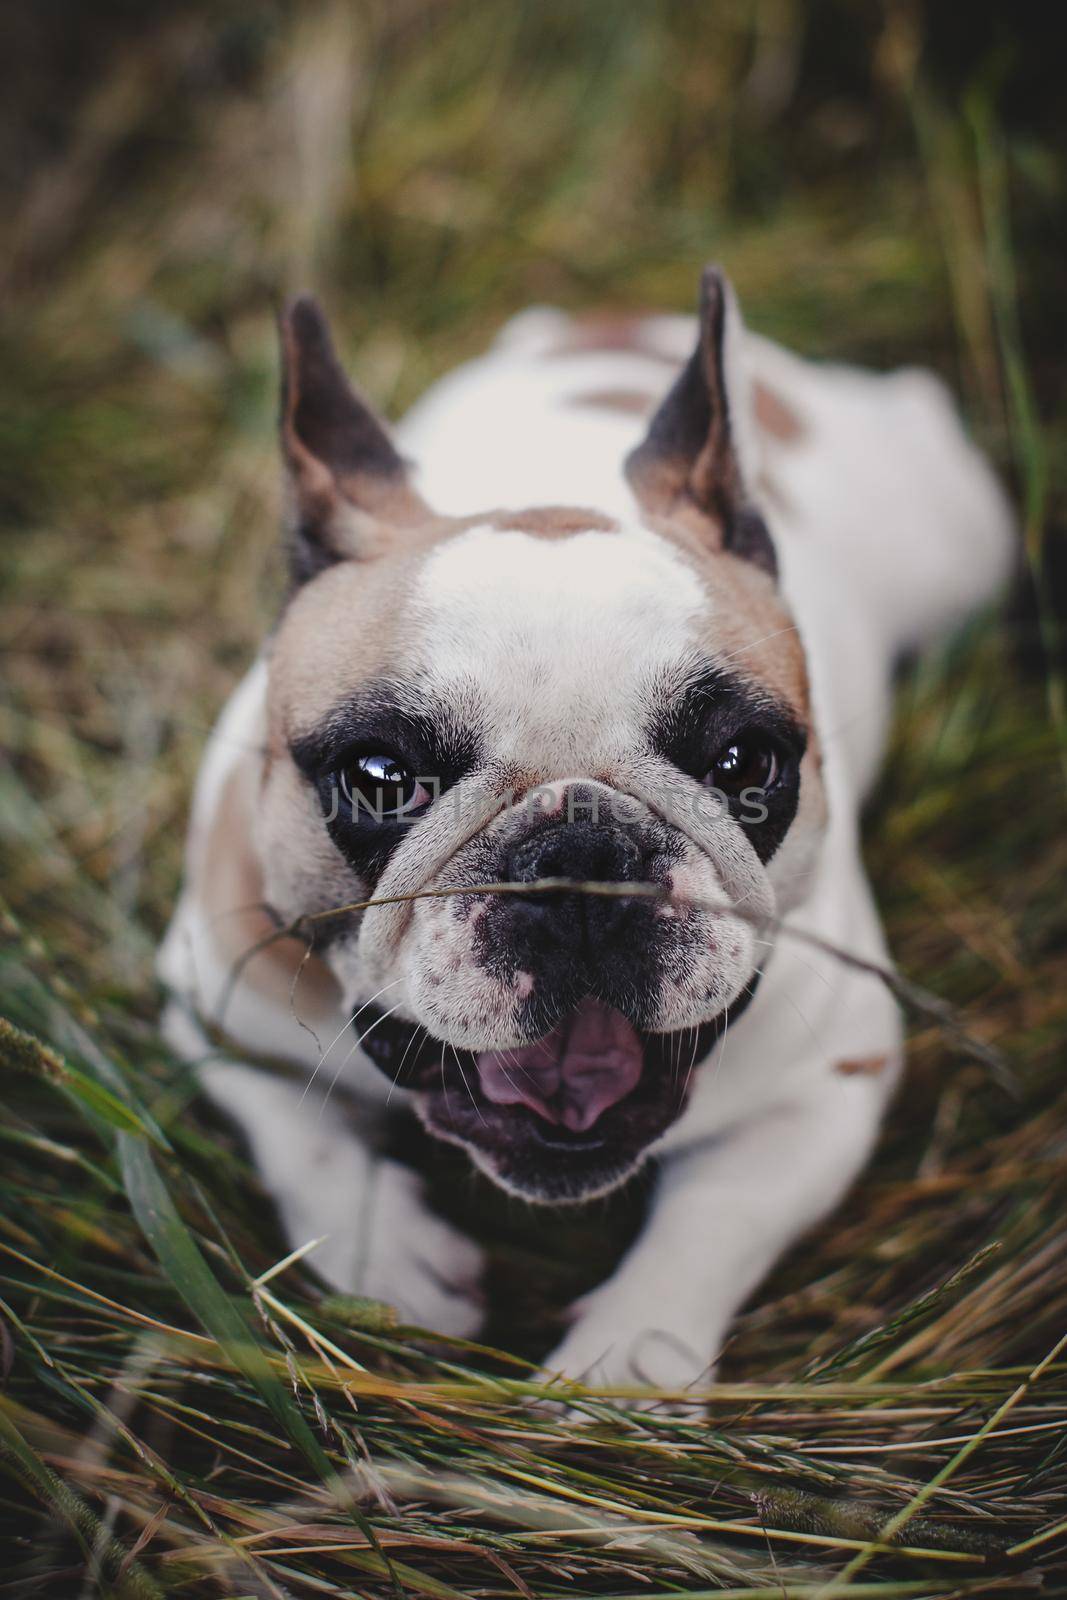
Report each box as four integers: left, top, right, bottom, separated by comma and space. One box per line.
641, 504, 808, 711
269, 538, 442, 735
753, 379, 806, 444
704, 556, 810, 720
198, 760, 340, 1018
336, 467, 429, 528
566, 387, 655, 416
543, 313, 678, 363
489, 505, 618, 538
835, 1054, 891, 1078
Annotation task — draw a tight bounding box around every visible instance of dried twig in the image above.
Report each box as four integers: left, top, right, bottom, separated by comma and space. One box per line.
218, 877, 1017, 1093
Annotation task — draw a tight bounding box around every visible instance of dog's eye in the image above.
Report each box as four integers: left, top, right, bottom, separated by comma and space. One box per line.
707, 737, 779, 798
338, 752, 430, 820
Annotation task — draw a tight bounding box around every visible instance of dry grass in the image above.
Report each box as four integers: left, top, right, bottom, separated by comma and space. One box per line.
1, 3, 1065, 1595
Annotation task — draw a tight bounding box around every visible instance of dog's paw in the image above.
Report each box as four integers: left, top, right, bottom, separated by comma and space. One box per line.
352, 1162, 485, 1340
538, 1282, 718, 1412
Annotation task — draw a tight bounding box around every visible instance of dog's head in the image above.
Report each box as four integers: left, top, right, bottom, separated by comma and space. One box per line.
258, 268, 825, 1201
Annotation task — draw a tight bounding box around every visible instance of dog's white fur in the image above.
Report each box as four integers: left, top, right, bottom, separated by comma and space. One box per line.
160, 294, 1012, 1385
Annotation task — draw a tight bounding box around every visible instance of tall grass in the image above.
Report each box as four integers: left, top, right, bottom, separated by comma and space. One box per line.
2, 3, 1065, 1594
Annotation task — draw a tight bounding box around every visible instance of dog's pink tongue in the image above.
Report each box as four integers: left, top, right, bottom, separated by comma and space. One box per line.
476, 999, 643, 1132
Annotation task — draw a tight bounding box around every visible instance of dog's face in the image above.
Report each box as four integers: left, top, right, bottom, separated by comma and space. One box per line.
257, 271, 825, 1202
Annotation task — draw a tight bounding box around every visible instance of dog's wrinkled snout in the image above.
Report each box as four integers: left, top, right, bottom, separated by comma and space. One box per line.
505, 817, 644, 953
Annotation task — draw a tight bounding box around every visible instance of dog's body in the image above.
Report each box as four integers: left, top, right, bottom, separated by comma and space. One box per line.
160, 272, 1012, 1387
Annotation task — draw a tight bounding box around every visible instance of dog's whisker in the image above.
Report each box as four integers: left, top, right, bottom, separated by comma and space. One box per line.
779, 986, 826, 1058
439, 1044, 456, 1126
680, 1023, 704, 1103
299, 975, 405, 1105
318, 1000, 407, 1120
311, 978, 397, 1072
705, 1004, 731, 1095
387, 1020, 425, 1106
669, 1024, 682, 1085
682, 1007, 723, 1104
776, 942, 836, 994
494, 1063, 527, 1101
450, 1044, 487, 1127
494, 1047, 528, 1091
504, 1045, 547, 1086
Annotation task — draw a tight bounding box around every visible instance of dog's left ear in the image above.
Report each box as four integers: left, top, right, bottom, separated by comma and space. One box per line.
625, 265, 775, 577
279, 296, 429, 583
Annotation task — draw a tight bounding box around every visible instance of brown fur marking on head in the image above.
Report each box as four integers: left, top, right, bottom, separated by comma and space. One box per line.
664, 531, 825, 849
640, 506, 813, 737
753, 379, 806, 444
269, 544, 439, 739
488, 505, 619, 538
566, 387, 656, 416
695, 545, 809, 719
543, 313, 678, 364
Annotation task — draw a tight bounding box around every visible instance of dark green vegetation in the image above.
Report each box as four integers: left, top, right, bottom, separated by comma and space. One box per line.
1, 3, 1065, 1594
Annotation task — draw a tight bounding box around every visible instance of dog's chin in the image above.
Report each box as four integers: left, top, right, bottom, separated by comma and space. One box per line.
358, 986, 758, 1203
416, 1054, 694, 1203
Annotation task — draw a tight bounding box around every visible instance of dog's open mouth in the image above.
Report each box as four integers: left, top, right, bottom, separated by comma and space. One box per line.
475, 998, 645, 1131
358, 994, 747, 1201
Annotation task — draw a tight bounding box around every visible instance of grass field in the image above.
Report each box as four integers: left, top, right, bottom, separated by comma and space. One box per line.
2, 3, 1066, 1595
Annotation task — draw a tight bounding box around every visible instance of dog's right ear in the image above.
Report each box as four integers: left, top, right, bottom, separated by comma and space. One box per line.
625, 266, 775, 577
278, 297, 429, 583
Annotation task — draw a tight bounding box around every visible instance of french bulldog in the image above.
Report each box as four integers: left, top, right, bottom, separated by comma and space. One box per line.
159, 267, 1012, 1389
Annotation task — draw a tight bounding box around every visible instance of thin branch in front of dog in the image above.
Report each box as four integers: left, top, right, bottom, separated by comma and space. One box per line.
215, 878, 1017, 1096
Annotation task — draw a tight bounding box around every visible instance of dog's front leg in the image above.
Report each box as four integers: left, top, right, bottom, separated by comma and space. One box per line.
541, 1071, 891, 1396
197, 1060, 485, 1338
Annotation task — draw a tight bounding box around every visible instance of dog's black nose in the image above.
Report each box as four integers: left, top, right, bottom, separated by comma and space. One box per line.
505, 818, 644, 953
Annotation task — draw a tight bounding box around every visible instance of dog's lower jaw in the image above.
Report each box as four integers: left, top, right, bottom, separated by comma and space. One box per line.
418, 1102, 657, 1205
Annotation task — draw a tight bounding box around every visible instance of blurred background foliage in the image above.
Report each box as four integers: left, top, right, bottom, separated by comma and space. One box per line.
1, 0, 1064, 972
1, 0, 1064, 888
2, 3, 1067, 1595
